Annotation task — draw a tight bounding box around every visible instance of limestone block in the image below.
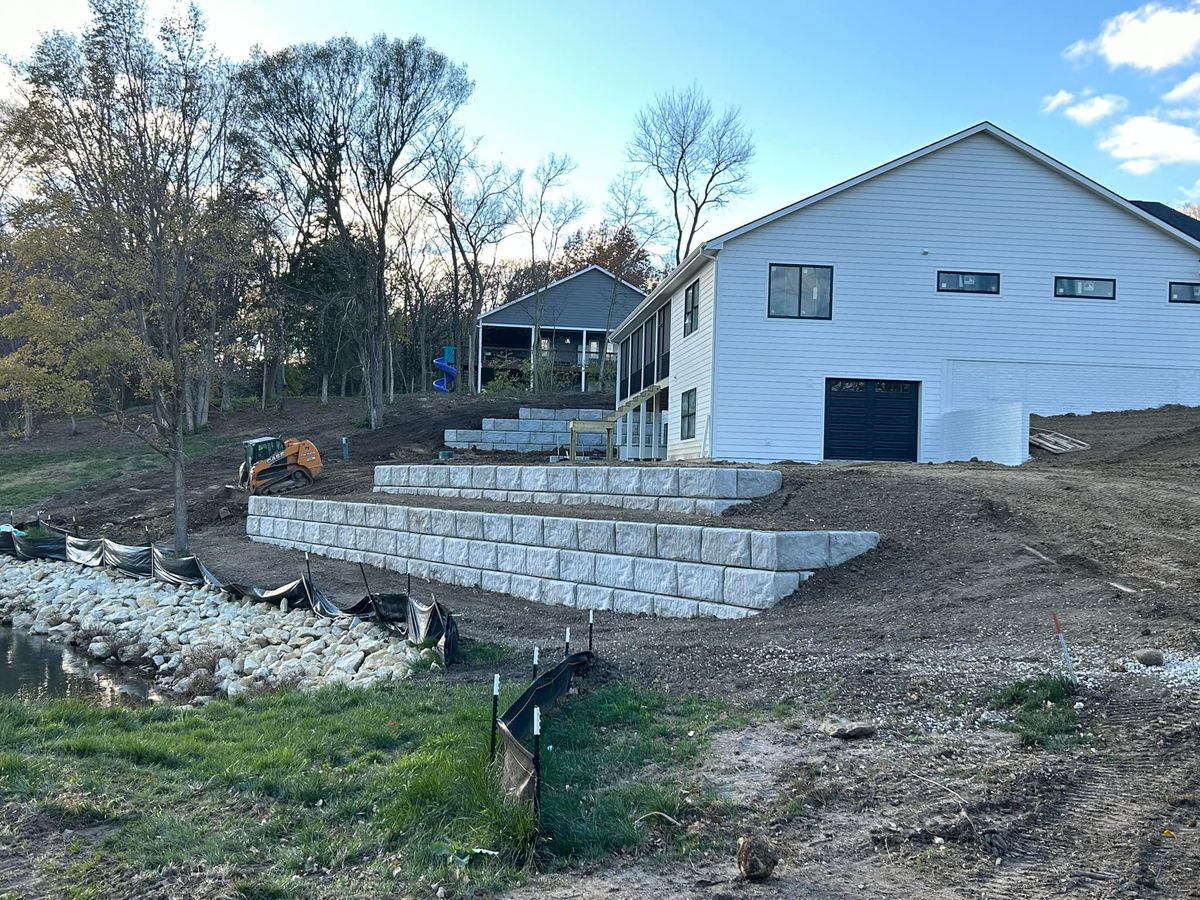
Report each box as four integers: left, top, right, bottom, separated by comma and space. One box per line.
696, 499, 743, 516
518, 419, 544, 433
576, 520, 616, 554
393, 533, 416, 558
362, 552, 387, 571
246, 517, 261, 537
494, 419, 521, 432
384, 505, 409, 532
520, 467, 549, 492
424, 466, 449, 488
410, 467, 432, 488
470, 467, 497, 490
482, 513, 513, 543
384, 556, 407, 574
540, 579, 576, 607
480, 490, 506, 502
531, 492, 563, 505
449, 467, 473, 489
525, 546, 560, 579
495, 466, 522, 490
676, 562, 724, 602
481, 571, 512, 594
430, 509, 457, 538
558, 493, 588, 507
407, 507, 432, 535
362, 505, 385, 529
457, 430, 483, 442
654, 596, 699, 618
456, 511, 484, 540
579, 409, 607, 421
468, 540, 498, 570
620, 495, 658, 511
542, 517, 577, 550
559, 550, 596, 584
286, 519, 306, 542
607, 467, 641, 495
634, 557, 678, 595
508, 491, 533, 504
735, 468, 783, 498
827, 531, 880, 566
497, 543, 527, 575
546, 467, 578, 492
346, 503, 370, 527
615, 521, 656, 557
575, 584, 614, 611
508, 574, 542, 602
594, 553, 635, 590
459, 489, 483, 500
442, 537, 470, 567
575, 467, 608, 493
511, 515, 543, 546
418, 534, 445, 563
247, 495, 265, 516
639, 468, 679, 497
696, 601, 755, 620
722, 569, 802, 609
275, 498, 298, 518
613, 590, 654, 615
760, 531, 829, 570
700, 528, 752, 567
657, 498, 699, 515
678, 468, 738, 499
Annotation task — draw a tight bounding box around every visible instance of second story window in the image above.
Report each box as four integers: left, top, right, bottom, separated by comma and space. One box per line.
1170, 282, 1200, 303
938, 271, 1000, 294
1055, 276, 1115, 300
769, 263, 833, 319
683, 281, 699, 336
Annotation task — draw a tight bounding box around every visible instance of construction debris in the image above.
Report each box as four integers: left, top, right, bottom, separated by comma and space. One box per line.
1030, 429, 1090, 454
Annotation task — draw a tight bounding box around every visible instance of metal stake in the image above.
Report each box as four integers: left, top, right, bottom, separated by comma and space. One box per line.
532, 705, 542, 821
588, 610, 594, 652
358, 562, 372, 597
1052, 612, 1078, 683
564, 626, 571, 658
532, 645, 539, 682
489, 673, 500, 763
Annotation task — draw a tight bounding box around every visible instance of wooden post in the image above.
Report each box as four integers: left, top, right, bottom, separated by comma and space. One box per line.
489, 673, 500, 763
532, 706, 542, 820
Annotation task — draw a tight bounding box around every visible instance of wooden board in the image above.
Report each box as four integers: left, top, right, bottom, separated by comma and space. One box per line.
1029, 429, 1090, 454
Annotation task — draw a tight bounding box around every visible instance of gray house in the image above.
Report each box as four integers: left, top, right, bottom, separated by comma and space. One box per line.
476, 265, 645, 393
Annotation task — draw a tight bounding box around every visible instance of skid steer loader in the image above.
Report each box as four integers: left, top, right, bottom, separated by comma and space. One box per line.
237, 436, 324, 496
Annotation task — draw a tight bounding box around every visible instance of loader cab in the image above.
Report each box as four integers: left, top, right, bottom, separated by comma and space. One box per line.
244, 437, 285, 471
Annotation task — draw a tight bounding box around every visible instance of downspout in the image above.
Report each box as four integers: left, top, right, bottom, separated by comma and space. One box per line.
701, 248, 720, 459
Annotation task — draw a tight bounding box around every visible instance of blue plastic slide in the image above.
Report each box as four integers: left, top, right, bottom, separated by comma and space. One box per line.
433, 355, 457, 393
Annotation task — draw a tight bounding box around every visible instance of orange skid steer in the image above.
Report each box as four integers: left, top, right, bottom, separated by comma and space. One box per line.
236, 436, 324, 496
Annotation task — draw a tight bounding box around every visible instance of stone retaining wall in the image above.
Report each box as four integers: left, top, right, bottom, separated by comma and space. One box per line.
373, 464, 783, 515
445, 407, 610, 452
246, 497, 878, 619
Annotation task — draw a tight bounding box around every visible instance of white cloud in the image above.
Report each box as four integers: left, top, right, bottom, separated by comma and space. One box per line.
1042, 89, 1075, 112
1165, 72, 1200, 102
1098, 114, 1200, 173
1063, 94, 1128, 124
1066, 2, 1200, 71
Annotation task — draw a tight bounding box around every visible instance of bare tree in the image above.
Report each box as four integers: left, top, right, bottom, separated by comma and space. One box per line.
629, 83, 754, 265
513, 154, 584, 392
1177, 202, 1200, 220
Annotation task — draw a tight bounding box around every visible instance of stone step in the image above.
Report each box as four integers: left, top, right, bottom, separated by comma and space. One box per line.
246, 497, 879, 619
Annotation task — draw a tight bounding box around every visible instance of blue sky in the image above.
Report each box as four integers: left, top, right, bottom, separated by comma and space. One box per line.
10, 1, 1200, 240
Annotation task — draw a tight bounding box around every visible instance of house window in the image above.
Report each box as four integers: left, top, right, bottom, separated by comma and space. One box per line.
618, 336, 630, 400
1054, 276, 1115, 300
768, 264, 833, 319
680, 389, 696, 440
937, 271, 1000, 294
656, 302, 671, 379
683, 281, 699, 336
1169, 282, 1200, 303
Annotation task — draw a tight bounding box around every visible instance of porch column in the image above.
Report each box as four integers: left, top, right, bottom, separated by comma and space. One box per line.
650, 397, 661, 459
528, 326, 535, 391
476, 320, 483, 393
624, 409, 635, 460
580, 328, 588, 393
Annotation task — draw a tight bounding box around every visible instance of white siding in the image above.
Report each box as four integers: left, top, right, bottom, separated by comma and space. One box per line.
710, 133, 1200, 463
667, 259, 716, 459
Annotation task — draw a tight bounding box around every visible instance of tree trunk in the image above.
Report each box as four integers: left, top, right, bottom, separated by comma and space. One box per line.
220, 379, 232, 415
22, 405, 34, 440
170, 418, 189, 554
261, 360, 269, 412
69, 414, 77, 436
340, 369, 349, 398
183, 377, 196, 436
386, 335, 395, 405
195, 375, 211, 431
321, 373, 329, 405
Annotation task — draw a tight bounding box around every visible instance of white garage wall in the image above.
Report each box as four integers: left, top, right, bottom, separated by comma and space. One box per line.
709, 132, 1200, 463
941, 402, 1029, 465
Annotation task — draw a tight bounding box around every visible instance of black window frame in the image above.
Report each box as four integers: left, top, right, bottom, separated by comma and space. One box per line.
1054, 275, 1116, 300
656, 302, 671, 379
618, 335, 631, 400
683, 280, 699, 337
767, 263, 834, 320
937, 270, 1000, 295
680, 388, 696, 440
1169, 281, 1200, 304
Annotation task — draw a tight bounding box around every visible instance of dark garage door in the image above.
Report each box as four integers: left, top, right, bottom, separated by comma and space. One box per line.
824, 379, 920, 461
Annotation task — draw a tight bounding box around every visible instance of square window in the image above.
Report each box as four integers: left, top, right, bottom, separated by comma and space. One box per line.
1054, 276, 1115, 299
680, 388, 696, 440
768, 264, 833, 319
937, 271, 1000, 294
1170, 282, 1200, 303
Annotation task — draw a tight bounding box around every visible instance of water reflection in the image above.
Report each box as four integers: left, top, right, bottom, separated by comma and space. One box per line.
1, 626, 161, 704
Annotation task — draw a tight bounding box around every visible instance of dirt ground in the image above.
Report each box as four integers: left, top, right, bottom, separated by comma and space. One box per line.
8, 399, 1200, 897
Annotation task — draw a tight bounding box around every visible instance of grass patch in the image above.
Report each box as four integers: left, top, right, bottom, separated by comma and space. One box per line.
989, 675, 1081, 750
0, 679, 722, 897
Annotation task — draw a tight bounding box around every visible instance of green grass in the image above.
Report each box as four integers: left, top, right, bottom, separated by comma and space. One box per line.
989, 675, 1081, 750
0, 680, 723, 898
0, 434, 229, 509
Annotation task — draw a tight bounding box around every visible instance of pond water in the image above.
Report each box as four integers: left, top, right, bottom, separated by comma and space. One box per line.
0, 626, 160, 704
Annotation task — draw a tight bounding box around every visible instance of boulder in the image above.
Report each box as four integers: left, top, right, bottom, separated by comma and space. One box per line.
1133, 648, 1165, 667
819, 720, 877, 740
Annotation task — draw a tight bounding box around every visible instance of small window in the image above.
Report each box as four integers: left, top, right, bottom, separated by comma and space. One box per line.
1170, 282, 1200, 303
938, 271, 1000, 294
768, 264, 832, 319
875, 381, 913, 393
828, 379, 866, 393
683, 281, 699, 336
1055, 276, 1115, 300
680, 388, 696, 440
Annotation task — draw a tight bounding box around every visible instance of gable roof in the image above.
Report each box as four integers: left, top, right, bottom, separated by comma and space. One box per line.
613, 121, 1200, 340
1131, 200, 1200, 242
481, 265, 645, 331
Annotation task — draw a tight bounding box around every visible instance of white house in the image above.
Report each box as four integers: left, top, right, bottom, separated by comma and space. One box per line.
610, 122, 1200, 465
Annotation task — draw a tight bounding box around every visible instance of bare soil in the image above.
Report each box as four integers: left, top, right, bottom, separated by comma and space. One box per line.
7, 399, 1200, 897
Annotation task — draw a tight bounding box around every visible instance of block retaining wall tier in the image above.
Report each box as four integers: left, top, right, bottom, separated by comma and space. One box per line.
246, 496, 879, 620
372, 464, 783, 516
444, 407, 609, 451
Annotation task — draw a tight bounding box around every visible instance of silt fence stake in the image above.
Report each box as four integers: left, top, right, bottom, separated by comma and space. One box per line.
1052, 612, 1078, 684
532, 705, 542, 821
564, 626, 570, 658
532, 645, 539, 681
489, 673, 500, 763
588, 610, 593, 652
